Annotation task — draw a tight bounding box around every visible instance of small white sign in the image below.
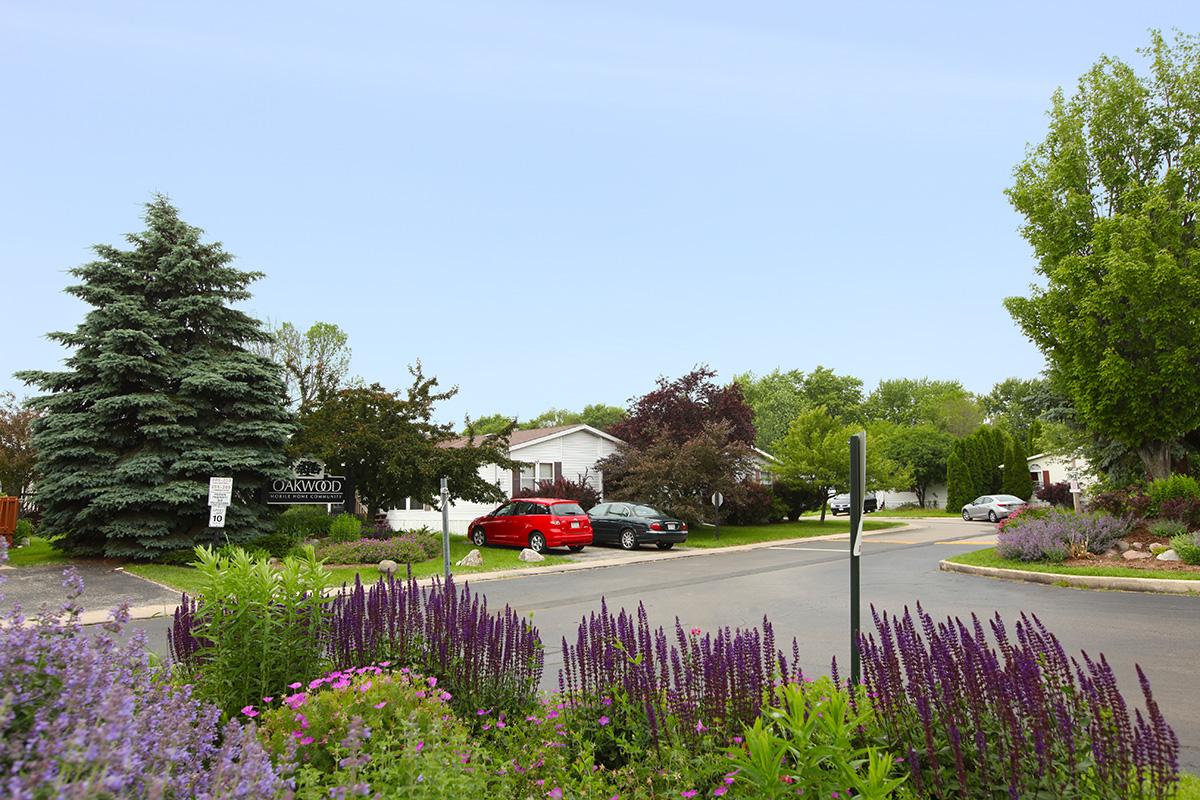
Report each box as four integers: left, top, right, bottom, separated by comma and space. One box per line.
208, 477, 233, 507
711, 492, 724, 508
1069, 479, 1081, 494
208, 506, 227, 528
852, 519, 863, 557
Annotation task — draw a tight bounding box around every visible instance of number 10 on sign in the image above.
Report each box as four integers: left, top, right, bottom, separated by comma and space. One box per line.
209, 506, 226, 528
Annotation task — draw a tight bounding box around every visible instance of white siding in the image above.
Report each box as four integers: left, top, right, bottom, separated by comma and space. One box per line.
385, 428, 621, 534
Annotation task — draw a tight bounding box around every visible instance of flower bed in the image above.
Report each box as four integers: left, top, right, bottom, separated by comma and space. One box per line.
315, 532, 440, 565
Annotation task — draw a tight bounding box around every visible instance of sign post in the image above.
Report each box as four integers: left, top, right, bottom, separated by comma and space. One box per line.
848, 432, 866, 686
208, 477, 233, 548
711, 491, 724, 541
440, 478, 451, 580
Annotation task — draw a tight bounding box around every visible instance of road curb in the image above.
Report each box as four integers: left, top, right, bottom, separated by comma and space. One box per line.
939, 559, 1200, 595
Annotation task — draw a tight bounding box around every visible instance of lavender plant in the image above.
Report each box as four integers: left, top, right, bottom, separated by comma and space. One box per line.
859, 604, 1179, 799
326, 575, 543, 716
997, 508, 1132, 562
559, 599, 805, 745
315, 533, 439, 565
0, 546, 282, 798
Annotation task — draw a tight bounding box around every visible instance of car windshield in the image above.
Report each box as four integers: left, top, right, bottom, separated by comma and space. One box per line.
832, 494, 850, 503
551, 502, 585, 516
633, 505, 663, 517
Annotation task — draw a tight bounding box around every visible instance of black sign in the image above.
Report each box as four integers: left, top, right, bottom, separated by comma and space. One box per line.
267, 475, 352, 505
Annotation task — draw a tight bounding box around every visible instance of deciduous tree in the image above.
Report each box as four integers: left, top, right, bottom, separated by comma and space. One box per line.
878, 425, 954, 508
259, 321, 352, 414
1005, 31, 1200, 479
611, 366, 755, 448
0, 392, 38, 499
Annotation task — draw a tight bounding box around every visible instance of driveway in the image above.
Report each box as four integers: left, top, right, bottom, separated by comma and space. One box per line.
1, 561, 180, 623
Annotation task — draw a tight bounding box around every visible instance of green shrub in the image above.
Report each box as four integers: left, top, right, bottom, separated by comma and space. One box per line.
1171, 531, 1200, 565
1149, 519, 1188, 540
13, 518, 35, 547
254, 506, 332, 557
315, 535, 439, 565
181, 545, 332, 718
327, 513, 363, 543
1147, 474, 1200, 516
257, 669, 485, 799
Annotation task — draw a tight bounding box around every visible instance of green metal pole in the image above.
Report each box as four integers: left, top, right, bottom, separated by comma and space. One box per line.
849, 431, 866, 687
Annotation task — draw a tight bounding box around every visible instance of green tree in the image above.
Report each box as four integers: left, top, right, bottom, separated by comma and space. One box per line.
774, 407, 908, 521
1002, 435, 1033, 501
293, 364, 514, 511
463, 413, 516, 437
1005, 31, 1200, 479
16, 197, 293, 558
0, 393, 38, 499
259, 321, 352, 414
982, 377, 1053, 441
734, 369, 807, 449
879, 425, 954, 508
519, 403, 627, 431
863, 378, 982, 435
946, 444, 972, 512
799, 366, 864, 424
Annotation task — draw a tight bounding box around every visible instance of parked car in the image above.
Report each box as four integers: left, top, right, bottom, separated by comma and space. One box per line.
468, 498, 592, 554
587, 502, 687, 551
829, 493, 880, 516
961, 494, 1027, 522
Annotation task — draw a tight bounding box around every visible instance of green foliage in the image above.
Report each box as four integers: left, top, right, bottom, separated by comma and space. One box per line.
774, 407, 909, 520
1005, 31, 1200, 479
258, 670, 485, 799
728, 678, 907, 799
13, 518, 35, 547
327, 512, 363, 543
1146, 474, 1200, 516
736, 366, 864, 449
1171, 531, 1200, 565
293, 364, 515, 511
879, 425, 953, 508
945, 444, 972, 512
259, 321, 352, 414
1149, 519, 1188, 539
863, 377, 981, 436
946, 426, 1012, 509
463, 413, 516, 437
15, 197, 293, 558
520, 403, 628, 432
184, 545, 331, 718
254, 506, 330, 557
982, 377, 1054, 442
314, 535, 440, 565
1002, 434, 1033, 501
0, 392, 38, 498
772, 479, 826, 521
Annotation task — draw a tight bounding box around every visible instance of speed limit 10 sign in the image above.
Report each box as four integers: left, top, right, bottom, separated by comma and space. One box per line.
208, 506, 227, 528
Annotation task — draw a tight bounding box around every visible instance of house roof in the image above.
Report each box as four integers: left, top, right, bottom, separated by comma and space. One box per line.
441, 424, 625, 452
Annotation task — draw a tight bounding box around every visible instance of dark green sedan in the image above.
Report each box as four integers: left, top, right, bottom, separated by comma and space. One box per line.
586, 502, 688, 550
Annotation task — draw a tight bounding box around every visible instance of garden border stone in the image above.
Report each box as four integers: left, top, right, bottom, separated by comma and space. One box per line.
939, 558, 1200, 595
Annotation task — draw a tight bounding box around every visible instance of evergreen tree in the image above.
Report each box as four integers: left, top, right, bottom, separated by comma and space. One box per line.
1003, 435, 1033, 501
946, 443, 972, 512
17, 197, 292, 558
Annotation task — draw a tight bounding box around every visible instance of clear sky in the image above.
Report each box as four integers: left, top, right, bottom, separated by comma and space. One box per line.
2, 2, 1194, 424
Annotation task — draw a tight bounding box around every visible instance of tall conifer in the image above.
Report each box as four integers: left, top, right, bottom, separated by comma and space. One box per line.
18, 197, 292, 557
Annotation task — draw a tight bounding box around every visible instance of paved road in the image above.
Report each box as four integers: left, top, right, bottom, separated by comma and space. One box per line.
1, 561, 179, 619
123, 517, 1200, 770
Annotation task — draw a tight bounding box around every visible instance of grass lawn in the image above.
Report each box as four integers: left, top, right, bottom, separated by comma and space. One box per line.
684, 519, 901, 549
1181, 774, 1200, 800
4, 537, 71, 568
946, 547, 1200, 581
125, 535, 572, 594
872, 507, 963, 518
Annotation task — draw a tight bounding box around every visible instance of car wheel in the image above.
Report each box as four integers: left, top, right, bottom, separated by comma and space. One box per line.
619, 529, 638, 551
962, 510, 971, 521
568, 544, 585, 552
471, 527, 487, 547
656, 542, 674, 551
988, 510, 998, 523
528, 532, 547, 554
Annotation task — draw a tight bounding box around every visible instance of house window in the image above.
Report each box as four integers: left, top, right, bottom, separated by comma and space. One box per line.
519, 462, 557, 493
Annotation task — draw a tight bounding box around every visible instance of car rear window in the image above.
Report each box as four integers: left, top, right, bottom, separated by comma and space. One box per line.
633, 505, 662, 517
551, 502, 585, 516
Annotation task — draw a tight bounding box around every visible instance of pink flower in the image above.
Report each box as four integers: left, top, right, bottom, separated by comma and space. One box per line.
374, 701, 387, 709
261, 696, 273, 703
380, 661, 392, 667
714, 788, 728, 797
240, 706, 258, 718
548, 789, 563, 799
295, 713, 309, 729
599, 716, 610, 726
300, 736, 313, 745
695, 720, 706, 733
440, 691, 452, 701
358, 681, 372, 692
683, 792, 698, 799
477, 708, 490, 716
782, 775, 794, 784
427, 676, 438, 688
601, 697, 612, 706
690, 627, 702, 636
415, 741, 424, 753
288, 682, 302, 689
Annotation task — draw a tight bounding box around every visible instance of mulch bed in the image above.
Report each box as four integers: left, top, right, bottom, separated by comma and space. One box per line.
1064, 529, 1200, 573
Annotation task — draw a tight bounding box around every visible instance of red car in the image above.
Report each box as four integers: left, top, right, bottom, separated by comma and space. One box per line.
469, 498, 592, 554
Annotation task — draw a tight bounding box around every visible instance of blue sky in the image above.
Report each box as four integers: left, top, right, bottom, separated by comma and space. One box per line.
2, 2, 1194, 424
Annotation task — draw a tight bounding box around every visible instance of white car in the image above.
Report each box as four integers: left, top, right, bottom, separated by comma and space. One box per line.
961, 494, 1027, 523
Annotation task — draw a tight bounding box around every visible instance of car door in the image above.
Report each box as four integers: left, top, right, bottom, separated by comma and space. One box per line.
484, 502, 518, 543
588, 504, 612, 541
607, 503, 632, 542
523, 501, 549, 544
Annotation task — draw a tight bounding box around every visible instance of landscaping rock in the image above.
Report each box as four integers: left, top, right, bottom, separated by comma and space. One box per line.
1130, 541, 1145, 551
1156, 549, 1181, 562
267, 557, 283, 571
518, 548, 545, 563
1103, 547, 1123, 558
1114, 539, 1131, 552
1122, 550, 1152, 561
1149, 543, 1169, 555
456, 549, 483, 567
379, 559, 399, 575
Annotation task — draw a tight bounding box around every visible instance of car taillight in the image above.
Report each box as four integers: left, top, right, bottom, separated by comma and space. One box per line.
649, 522, 662, 531
681, 522, 688, 530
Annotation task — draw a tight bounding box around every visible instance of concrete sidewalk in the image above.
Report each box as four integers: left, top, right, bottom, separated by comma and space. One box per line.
0, 561, 181, 626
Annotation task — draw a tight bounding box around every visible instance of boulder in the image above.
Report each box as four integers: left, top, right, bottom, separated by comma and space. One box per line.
1156, 549, 1182, 562
456, 549, 483, 567
1149, 543, 1169, 555
1122, 550, 1152, 561
518, 548, 545, 563
1103, 547, 1123, 559
1130, 541, 1145, 551
1114, 539, 1131, 552
379, 559, 399, 575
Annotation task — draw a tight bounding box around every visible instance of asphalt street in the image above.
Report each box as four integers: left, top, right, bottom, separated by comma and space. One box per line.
121, 517, 1200, 770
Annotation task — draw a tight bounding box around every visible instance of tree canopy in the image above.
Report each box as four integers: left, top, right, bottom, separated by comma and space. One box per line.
0, 392, 38, 499
1005, 31, 1200, 479
293, 365, 514, 511
735, 366, 863, 450
878, 425, 954, 508
610, 366, 755, 448
259, 321, 352, 414
16, 197, 293, 557
861, 378, 982, 436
